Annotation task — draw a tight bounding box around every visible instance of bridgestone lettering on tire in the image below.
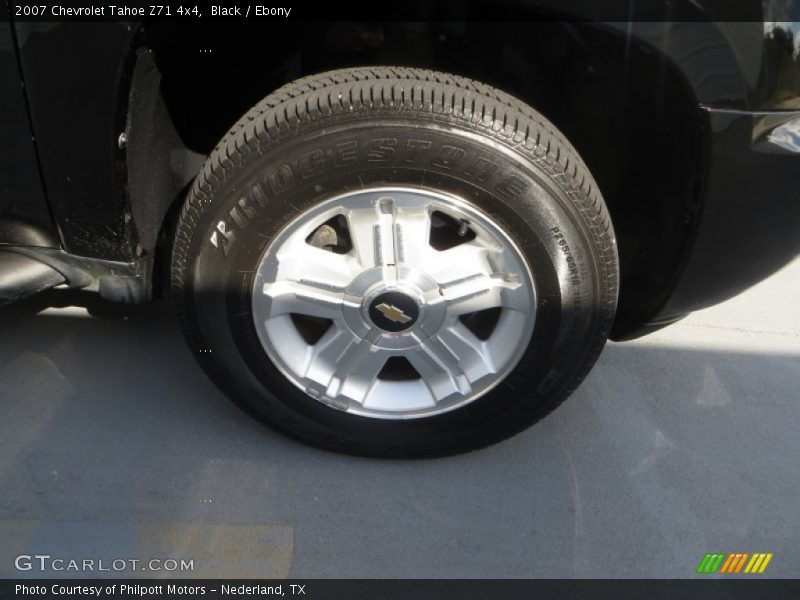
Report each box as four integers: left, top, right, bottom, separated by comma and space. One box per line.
171, 67, 619, 457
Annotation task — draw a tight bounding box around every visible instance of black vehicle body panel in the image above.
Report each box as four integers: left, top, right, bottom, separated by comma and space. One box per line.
655, 108, 800, 325
1, 0, 799, 338
13, 21, 138, 261
0, 3, 58, 248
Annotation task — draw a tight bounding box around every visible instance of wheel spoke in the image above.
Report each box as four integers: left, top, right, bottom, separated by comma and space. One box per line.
407, 334, 471, 400
304, 325, 355, 367
347, 202, 396, 268
393, 206, 433, 269
329, 343, 388, 403
261, 278, 347, 319
437, 322, 496, 379
276, 245, 358, 289
406, 320, 497, 402
425, 242, 494, 284
441, 272, 528, 315
305, 327, 387, 404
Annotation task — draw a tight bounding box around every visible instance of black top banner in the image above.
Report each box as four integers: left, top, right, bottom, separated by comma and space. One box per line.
3, 0, 799, 22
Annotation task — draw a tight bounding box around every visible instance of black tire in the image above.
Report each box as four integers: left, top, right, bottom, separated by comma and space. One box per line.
171, 67, 618, 457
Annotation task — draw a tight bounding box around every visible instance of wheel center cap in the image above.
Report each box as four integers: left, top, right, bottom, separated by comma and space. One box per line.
367, 291, 420, 332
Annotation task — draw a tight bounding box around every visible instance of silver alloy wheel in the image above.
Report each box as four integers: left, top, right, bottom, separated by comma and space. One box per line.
251, 187, 536, 419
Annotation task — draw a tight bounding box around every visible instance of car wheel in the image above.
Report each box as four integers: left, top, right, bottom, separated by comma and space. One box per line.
171, 67, 618, 457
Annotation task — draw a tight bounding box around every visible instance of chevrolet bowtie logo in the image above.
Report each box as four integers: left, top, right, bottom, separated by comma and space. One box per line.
375, 303, 412, 324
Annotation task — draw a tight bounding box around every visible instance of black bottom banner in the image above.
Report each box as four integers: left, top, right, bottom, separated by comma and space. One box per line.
3, 579, 800, 600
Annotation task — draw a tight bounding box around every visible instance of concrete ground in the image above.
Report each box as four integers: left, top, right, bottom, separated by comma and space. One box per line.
0, 259, 798, 579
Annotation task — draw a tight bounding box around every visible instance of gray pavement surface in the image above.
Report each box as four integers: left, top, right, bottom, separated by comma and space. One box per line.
1, 259, 798, 578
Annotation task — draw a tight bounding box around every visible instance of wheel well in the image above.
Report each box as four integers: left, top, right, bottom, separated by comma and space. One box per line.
137, 19, 702, 338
